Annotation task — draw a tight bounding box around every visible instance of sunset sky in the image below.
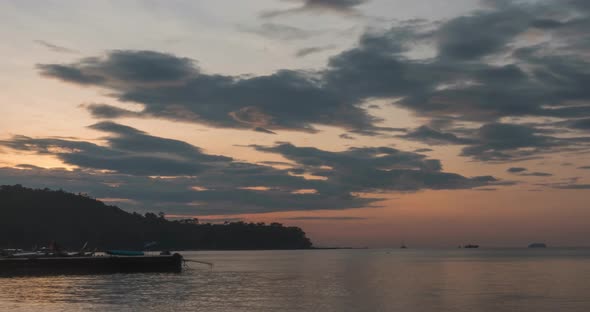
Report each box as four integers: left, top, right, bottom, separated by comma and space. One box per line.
1, 0, 589, 247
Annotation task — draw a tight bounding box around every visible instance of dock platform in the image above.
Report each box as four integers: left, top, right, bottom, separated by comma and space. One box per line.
0, 253, 183, 276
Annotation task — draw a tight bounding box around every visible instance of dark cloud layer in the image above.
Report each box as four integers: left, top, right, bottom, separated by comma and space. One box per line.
1, 121, 229, 176
436, 5, 530, 61
40, 50, 378, 134
400, 126, 474, 145
85, 103, 142, 119
37, 0, 590, 163
460, 123, 567, 162
0, 165, 374, 215
0, 123, 499, 215
252, 142, 499, 192
569, 118, 590, 130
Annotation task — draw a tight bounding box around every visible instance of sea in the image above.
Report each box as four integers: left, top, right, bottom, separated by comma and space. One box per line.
1, 249, 589, 312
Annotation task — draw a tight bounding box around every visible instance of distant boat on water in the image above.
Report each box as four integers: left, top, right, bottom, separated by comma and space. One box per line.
461, 244, 479, 249
400, 242, 408, 249
528, 243, 547, 248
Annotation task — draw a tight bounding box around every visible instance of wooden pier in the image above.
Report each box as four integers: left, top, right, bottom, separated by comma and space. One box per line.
0, 253, 183, 276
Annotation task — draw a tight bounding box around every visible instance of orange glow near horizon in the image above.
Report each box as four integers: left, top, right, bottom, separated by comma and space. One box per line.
159, 187, 590, 248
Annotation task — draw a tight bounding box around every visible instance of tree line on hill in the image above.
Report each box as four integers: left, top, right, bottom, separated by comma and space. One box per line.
0, 185, 312, 250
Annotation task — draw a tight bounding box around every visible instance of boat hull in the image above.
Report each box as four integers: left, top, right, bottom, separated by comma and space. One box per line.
0, 254, 183, 276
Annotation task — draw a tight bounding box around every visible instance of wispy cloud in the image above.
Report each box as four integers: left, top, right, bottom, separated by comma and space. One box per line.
295, 45, 337, 57
339, 133, 355, 140
34, 40, 78, 54
285, 216, 367, 220
261, 0, 368, 18
238, 23, 315, 40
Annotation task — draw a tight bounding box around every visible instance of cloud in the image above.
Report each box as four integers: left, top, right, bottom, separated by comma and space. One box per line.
545, 182, 590, 190
254, 127, 277, 134
460, 123, 570, 162
0, 123, 502, 214
84, 103, 142, 119
435, 6, 530, 61
38, 50, 196, 85
474, 188, 498, 191
238, 23, 314, 40
284, 216, 367, 220
399, 126, 474, 145
555, 184, 590, 189
34, 40, 78, 54
0, 126, 373, 214
507, 167, 527, 173
0, 165, 376, 215
339, 133, 355, 140
196, 218, 244, 223
1, 121, 229, 176
252, 142, 499, 192
319, 2, 590, 130
568, 118, 590, 130
1, 122, 503, 214
295, 45, 337, 57
37, 1, 590, 162
253, 143, 438, 170
324, 22, 590, 124
520, 172, 553, 177
261, 0, 368, 18
579, 166, 590, 170
401, 122, 588, 162
39, 50, 378, 134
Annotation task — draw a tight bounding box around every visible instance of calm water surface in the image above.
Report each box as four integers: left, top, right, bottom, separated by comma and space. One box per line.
1, 249, 589, 312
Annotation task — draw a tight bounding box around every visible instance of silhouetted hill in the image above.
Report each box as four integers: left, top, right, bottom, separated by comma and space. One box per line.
0, 185, 312, 250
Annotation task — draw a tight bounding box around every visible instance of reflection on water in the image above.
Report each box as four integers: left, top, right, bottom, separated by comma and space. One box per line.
1, 249, 590, 312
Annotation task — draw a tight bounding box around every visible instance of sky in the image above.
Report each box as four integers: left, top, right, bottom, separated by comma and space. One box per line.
1, 0, 589, 247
